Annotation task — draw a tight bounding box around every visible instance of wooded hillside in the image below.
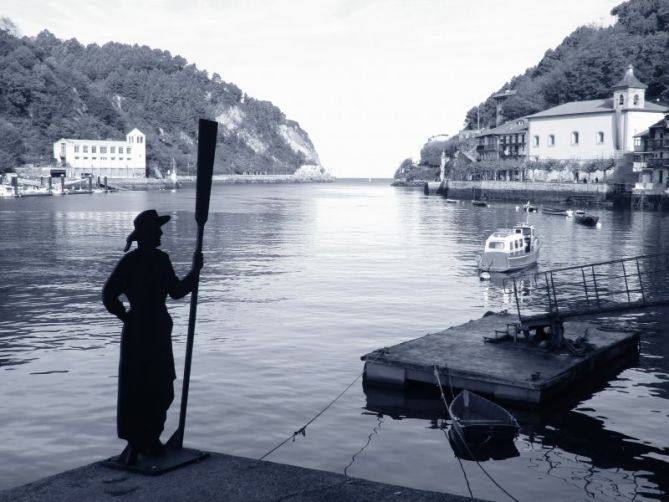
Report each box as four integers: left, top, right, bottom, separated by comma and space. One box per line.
0, 24, 321, 175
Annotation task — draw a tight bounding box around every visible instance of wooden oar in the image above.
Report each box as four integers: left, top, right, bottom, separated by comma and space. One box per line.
168, 118, 218, 449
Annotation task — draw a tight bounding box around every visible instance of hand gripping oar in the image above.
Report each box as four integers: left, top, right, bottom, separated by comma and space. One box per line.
168, 118, 218, 449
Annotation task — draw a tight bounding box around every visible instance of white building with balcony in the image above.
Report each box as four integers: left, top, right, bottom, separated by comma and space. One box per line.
633, 117, 669, 194
53, 129, 146, 178
526, 66, 667, 164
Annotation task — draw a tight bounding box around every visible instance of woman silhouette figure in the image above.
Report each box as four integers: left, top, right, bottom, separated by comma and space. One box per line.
103, 209, 202, 465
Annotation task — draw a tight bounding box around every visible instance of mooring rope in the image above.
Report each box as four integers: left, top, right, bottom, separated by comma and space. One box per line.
258, 367, 366, 461
433, 365, 520, 502
441, 426, 474, 499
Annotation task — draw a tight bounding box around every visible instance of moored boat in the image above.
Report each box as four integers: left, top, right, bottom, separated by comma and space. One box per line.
542, 206, 572, 216
522, 201, 538, 212
0, 185, 18, 197
476, 223, 539, 273
573, 210, 599, 226
472, 200, 488, 207
449, 390, 519, 444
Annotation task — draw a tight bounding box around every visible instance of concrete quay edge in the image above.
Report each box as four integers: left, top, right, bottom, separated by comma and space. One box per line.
0, 450, 488, 502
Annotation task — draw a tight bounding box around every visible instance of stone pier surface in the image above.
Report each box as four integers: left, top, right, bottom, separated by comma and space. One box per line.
363, 312, 639, 405
0, 451, 484, 502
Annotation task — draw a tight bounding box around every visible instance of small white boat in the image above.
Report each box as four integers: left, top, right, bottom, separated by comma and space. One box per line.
477, 223, 539, 273
0, 185, 18, 197
449, 390, 519, 444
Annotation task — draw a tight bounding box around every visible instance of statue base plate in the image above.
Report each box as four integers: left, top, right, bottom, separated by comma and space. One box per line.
102, 447, 209, 475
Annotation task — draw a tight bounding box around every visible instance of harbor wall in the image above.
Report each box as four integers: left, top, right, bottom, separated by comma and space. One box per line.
441, 180, 629, 206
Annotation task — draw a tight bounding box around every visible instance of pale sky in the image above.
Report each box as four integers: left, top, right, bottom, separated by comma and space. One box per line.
2, 0, 621, 177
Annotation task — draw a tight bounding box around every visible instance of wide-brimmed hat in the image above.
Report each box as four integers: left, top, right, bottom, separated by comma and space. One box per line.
124, 209, 170, 251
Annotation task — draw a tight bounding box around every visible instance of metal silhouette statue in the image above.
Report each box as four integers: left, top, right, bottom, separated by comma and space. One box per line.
102, 119, 218, 473
102, 209, 202, 464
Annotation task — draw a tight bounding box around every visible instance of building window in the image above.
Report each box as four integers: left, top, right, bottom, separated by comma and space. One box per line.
533, 135, 539, 147
597, 132, 605, 144
634, 94, 639, 106
571, 131, 579, 145
548, 135, 555, 147
119, 147, 124, 154
619, 94, 624, 106
111, 157, 116, 161
138, 137, 143, 144
83, 146, 88, 153
75, 156, 80, 160
74, 145, 79, 153
92, 146, 97, 153
111, 147, 116, 153
127, 147, 132, 154
100, 146, 107, 154
661, 170, 664, 184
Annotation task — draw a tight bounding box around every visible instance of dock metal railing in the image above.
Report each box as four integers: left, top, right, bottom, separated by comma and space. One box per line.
504, 252, 669, 325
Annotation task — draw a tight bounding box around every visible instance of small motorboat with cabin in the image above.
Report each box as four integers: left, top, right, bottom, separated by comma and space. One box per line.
477, 223, 540, 273
449, 390, 519, 444
573, 210, 599, 226
0, 185, 18, 197
472, 200, 488, 207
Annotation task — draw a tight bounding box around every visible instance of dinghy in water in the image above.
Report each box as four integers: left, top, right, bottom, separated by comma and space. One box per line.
449, 390, 519, 444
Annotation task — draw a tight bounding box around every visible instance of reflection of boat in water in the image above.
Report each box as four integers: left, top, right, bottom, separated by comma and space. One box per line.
447, 427, 519, 461
573, 210, 599, 226
477, 223, 539, 273
542, 206, 573, 216
449, 390, 519, 444
471, 200, 488, 207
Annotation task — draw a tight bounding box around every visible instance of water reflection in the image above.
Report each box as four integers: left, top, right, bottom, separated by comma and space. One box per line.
363, 381, 667, 500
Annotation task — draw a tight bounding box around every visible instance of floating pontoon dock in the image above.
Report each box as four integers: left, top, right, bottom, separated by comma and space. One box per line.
362, 312, 638, 405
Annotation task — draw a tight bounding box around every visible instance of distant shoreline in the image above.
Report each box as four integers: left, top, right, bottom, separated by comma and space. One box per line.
84, 174, 335, 191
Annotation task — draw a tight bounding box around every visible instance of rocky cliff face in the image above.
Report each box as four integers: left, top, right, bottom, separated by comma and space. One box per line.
0, 25, 322, 175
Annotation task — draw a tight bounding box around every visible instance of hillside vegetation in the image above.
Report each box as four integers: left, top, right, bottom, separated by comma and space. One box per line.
464, 0, 669, 129
0, 22, 321, 175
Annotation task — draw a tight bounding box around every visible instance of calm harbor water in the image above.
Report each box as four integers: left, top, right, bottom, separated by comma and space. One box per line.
1, 179, 668, 501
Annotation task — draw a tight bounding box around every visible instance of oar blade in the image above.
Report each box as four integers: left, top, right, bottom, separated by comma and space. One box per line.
195, 118, 218, 226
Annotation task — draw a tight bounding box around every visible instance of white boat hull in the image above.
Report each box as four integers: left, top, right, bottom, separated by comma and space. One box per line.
477, 248, 539, 272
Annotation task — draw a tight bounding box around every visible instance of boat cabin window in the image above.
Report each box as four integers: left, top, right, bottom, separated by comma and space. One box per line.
487, 241, 505, 250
